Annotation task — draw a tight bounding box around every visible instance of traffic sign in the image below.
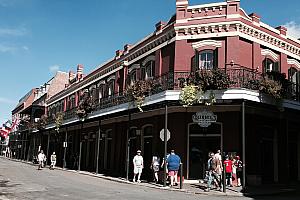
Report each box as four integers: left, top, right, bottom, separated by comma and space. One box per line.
160, 129, 170, 141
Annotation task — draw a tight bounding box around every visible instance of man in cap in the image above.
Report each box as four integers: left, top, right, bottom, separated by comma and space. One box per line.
133, 150, 143, 183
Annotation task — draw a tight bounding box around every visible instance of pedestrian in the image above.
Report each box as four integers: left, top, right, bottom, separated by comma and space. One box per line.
224, 155, 233, 187
205, 152, 221, 191
50, 152, 56, 170
37, 150, 46, 170
166, 150, 181, 187
133, 150, 143, 183
234, 155, 243, 187
151, 154, 160, 183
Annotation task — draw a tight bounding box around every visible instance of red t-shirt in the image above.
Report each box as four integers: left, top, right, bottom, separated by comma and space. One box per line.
224, 160, 233, 173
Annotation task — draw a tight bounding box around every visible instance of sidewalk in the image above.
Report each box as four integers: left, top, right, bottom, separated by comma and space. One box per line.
2, 156, 299, 197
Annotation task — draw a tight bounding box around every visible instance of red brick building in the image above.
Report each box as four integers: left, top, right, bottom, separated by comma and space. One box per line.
16, 0, 300, 186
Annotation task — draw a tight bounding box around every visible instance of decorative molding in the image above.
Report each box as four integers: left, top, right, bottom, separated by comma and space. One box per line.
142, 55, 156, 66
128, 64, 140, 73
192, 40, 222, 49
261, 49, 279, 61
287, 59, 300, 69
107, 75, 116, 82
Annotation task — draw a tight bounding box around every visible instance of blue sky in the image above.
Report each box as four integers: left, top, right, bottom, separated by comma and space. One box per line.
1, 0, 300, 124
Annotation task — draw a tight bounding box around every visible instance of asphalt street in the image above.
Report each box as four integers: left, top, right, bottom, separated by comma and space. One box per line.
0, 158, 299, 200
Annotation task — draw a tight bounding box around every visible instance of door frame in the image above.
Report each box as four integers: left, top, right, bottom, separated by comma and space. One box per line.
186, 122, 223, 180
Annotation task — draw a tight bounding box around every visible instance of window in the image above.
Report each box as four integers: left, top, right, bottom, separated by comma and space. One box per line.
129, 70, 137, 85
141, 60, 155, 80
198, 50, 215, 70
108, 80, 115, 96
288, 67, 298, 84
263, 58, 279, 73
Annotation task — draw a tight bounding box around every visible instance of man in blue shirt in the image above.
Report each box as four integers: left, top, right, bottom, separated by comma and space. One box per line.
166, 150, 181, 186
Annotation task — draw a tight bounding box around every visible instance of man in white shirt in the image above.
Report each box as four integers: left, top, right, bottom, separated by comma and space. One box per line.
38, 150, 46, 170
133, 150, 143, 183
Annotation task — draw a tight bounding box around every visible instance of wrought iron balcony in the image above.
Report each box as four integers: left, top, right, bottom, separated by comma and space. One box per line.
47, 66, 300, 123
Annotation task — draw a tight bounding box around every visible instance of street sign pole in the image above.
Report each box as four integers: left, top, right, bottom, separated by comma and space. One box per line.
163, 103, 168, 187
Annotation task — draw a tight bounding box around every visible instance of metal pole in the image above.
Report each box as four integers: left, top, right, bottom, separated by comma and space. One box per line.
126, 111, 131, 181
242, 101, 246, 191
46, 131, 50, 162
63, 129, 68, 169
223, 163, 226, 193
163, 103, 168, 187
96, 120, 101, 174
78, 141, 82, 171
180, 163, 183, 189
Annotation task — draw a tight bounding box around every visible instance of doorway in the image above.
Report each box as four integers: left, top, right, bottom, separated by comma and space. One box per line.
187, 123, 222, 180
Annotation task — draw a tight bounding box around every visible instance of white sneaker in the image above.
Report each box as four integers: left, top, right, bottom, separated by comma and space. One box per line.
137, 180, 141, 183
133, 179, 136, 183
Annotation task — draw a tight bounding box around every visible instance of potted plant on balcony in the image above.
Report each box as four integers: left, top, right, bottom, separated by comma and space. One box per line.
35, 115, 48, 131
54, 112, 64, 133
126, 79, 154, 112
259, 76, 282, 99
179, 83, 203, 107
76, 90, 95, 121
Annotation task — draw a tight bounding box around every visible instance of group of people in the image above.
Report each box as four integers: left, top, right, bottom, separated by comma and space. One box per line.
37, 150, 57, 170
132, 149, 181, 187
206, 150, 243, 192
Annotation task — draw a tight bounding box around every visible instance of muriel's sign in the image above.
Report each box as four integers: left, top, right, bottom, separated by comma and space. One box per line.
192, 110, 217, 127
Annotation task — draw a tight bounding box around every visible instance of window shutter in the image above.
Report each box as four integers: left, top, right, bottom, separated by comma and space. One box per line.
274, 62, 280, 72
213, 49, 218, 69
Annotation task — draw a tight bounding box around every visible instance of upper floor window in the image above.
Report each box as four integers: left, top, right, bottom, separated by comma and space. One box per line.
129, 70, 137, 85
198, 50, 216, 70
141, 60, 155, 80
108, 80, 115, 96
263, 58, 279, 73
288, 67, 298, 84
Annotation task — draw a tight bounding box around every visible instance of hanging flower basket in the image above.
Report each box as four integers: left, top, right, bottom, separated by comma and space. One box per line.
76, 90, 95, 121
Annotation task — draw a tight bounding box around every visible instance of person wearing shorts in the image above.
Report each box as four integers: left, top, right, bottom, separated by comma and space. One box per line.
166, 150, 181, 187
133, 150, 143, 183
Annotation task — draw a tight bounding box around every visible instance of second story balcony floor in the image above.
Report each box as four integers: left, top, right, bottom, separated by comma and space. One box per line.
45, 64, 300, 128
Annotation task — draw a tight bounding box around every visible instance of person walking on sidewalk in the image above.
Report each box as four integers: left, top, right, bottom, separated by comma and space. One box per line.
38, 150, 46, 170
206, 152, 221, 191
234, 155, 243, 186
151, 154, 160, 183
49, 152, 57, 170
133, 150, 143, 183
166, 150, 181, 187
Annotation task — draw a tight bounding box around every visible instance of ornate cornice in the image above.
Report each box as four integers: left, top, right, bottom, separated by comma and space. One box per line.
261, 49, 279, 61
287, 59, 300, 69
192, 40, 222, 49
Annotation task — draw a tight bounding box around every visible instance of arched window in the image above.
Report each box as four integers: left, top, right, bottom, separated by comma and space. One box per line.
198, 50, 215, 70
129, 70, 137, 85
288, 67, 298, 84
141, 60, 155, 80
263, 58, 279, 73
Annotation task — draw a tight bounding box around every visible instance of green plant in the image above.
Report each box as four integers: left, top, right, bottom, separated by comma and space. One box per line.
259, 76, 282, 99
76, 90, 95, 120
179, 84, 203, 107
126, 79, 154, 112
35, 115, 48, 130
195, 68, 231, 91
54, 112, 64, 132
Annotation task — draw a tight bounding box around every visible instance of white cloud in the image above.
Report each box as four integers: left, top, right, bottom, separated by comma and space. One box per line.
284, 21, 300, 39
0, 97, 16, 105
49, 65, 60, 73
0, 0, 17, 7
0, 27, 27, 37
0, 44, 16, 53
22, 46, 29, 51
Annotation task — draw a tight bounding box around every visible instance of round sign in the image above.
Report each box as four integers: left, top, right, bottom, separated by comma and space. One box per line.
160, 129, 170, 141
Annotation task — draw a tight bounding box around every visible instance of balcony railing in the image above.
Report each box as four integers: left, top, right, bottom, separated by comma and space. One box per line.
47, 66, 300, 123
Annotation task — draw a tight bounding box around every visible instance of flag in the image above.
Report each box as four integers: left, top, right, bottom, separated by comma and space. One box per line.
0, 119, 20, 139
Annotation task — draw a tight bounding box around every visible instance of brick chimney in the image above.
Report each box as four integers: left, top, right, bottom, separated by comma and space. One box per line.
115, 50, 124, 59
77, 64, 84, 80
124, 44, 132, 54
249, 13, 260, 24
176, 0, 189, 21
276, 26, 287, 36
156, 21, 166, 32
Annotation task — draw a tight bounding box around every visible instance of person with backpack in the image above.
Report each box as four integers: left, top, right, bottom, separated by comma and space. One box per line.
234, 155, 243, 187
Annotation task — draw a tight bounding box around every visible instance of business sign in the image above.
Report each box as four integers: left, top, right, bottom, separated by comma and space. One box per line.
192, 110, 217, 127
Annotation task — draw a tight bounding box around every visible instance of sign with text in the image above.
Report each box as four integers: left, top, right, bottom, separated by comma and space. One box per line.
192, 110, 217, 127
